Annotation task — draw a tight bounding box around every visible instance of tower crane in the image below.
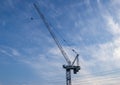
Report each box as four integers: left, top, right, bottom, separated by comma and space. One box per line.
33, 3, 80, 85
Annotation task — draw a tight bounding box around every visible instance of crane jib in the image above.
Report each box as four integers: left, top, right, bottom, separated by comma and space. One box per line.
33, 3, 71, 65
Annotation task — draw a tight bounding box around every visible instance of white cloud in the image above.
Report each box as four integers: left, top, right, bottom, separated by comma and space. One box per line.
0, 46, 21, 58
111, 0, 120, 5
0, 48, 13, 57
104, 15, 120, 36
69, 1, 120, 83
73, 75, 120, 85
0, 46, 64, 80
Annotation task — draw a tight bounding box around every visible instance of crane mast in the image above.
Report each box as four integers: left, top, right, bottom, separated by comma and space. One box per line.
33, 3, 80, 85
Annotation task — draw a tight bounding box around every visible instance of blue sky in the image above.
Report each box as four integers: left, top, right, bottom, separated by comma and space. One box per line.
0, 0, 120, 85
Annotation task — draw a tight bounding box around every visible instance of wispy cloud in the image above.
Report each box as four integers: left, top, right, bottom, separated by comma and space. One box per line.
103, 14, 120, 36
0, 45, 64, 80
1, 0, 120, 85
